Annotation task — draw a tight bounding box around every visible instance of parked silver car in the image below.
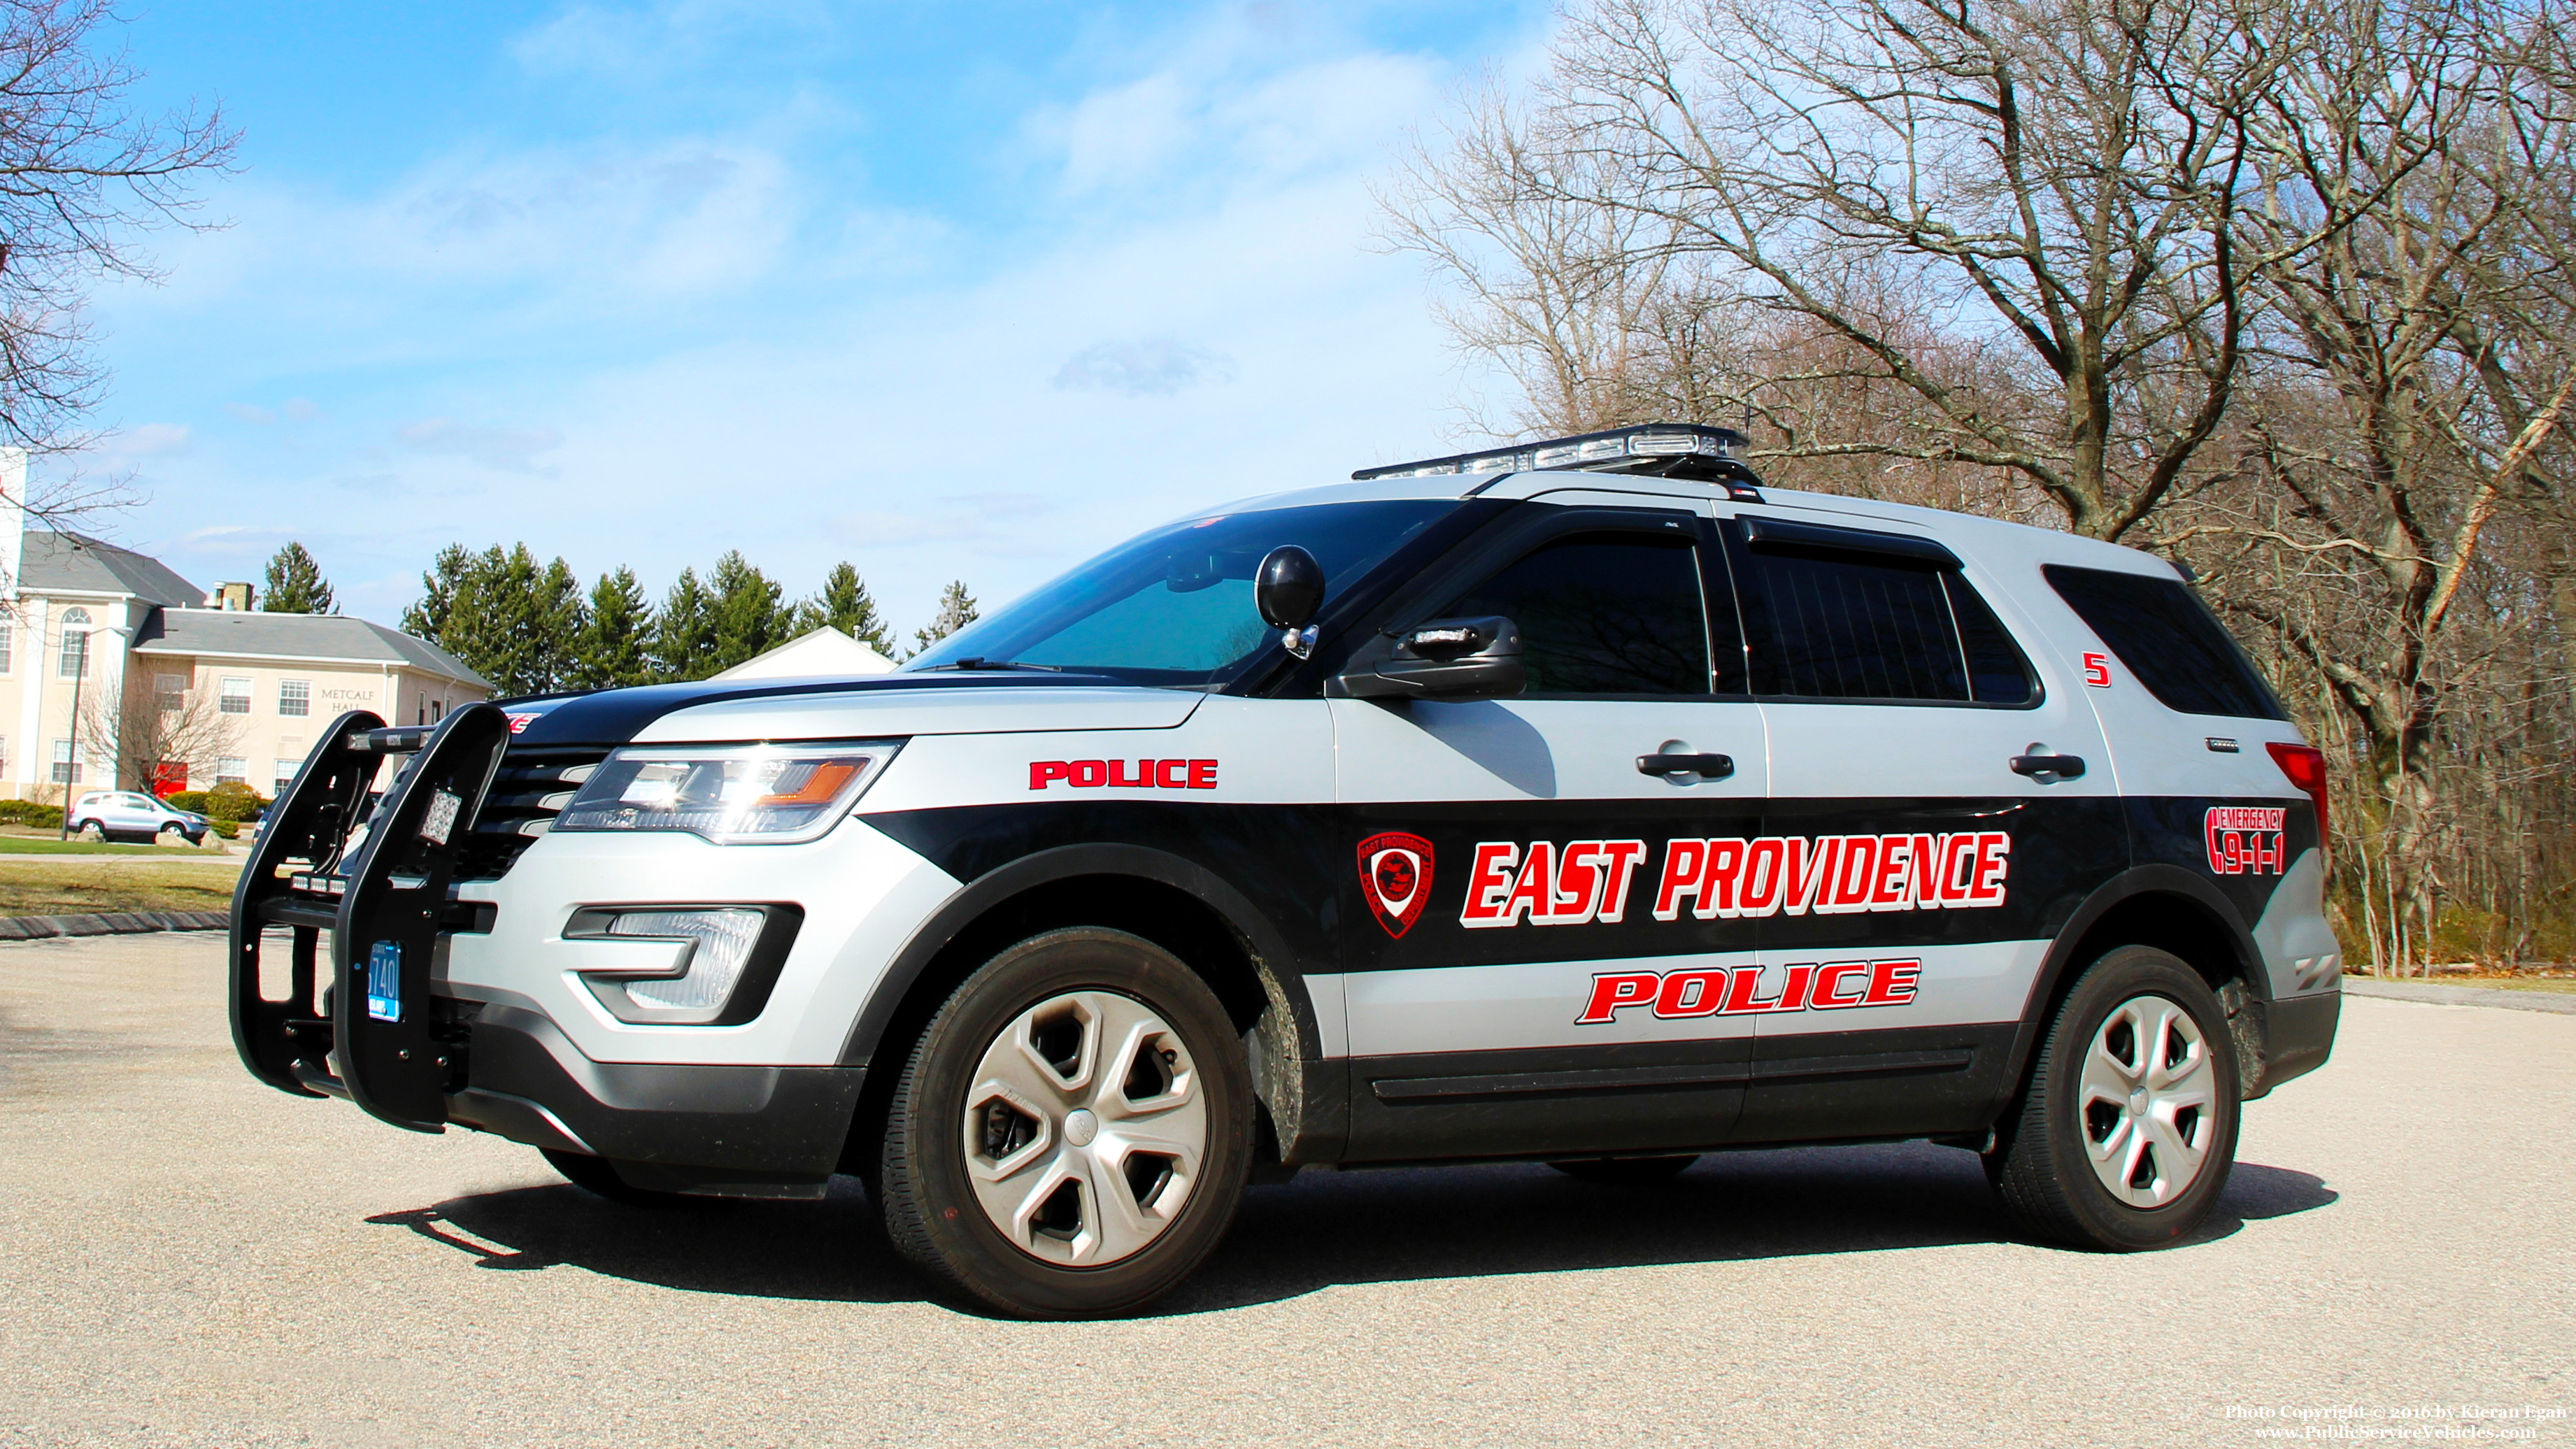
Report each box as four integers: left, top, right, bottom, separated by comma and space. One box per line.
68, 790, 210, 845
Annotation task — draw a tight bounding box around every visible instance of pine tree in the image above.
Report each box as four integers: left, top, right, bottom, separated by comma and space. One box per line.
912, 580, 979, 657
568, 567, 657, 690
261, 543, 336, 613
709, 550, 792, 671
406, 543, 588, 697
402, 544, 471, 641
653, 568, 719, 681
803, 562, 895, 656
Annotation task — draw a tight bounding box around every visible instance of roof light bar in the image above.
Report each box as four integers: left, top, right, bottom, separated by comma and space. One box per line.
1353, 422, 1754, 483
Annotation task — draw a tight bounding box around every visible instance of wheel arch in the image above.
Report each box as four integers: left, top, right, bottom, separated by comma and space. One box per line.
1995, 866, 2266, 1116
836, 843, 1339, 1169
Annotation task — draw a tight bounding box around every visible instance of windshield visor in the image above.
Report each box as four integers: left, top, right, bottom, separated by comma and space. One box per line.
909, 499, 1456, 685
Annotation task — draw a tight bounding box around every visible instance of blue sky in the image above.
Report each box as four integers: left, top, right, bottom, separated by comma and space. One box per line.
66, 1, 1549, 634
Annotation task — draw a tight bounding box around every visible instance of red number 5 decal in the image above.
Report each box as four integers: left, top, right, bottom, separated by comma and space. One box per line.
2082, 652, 2112, 688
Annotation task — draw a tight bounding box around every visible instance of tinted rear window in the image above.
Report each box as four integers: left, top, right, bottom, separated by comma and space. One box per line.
2042, 564, 2286, 720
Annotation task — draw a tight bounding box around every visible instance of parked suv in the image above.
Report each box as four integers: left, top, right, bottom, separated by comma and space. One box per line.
69, 790, 210, 845
231, 424, 2340, 1318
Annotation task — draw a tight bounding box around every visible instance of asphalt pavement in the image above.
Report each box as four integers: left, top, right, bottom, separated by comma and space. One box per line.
2, 933, 2568, 1448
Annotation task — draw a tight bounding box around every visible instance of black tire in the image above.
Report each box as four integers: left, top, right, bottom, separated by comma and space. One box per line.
157, 823, 184, 845
541, 1148, 695, 1207
1987, 945, 2240, 1250
1549, 1155, 1698, 1185
76, 820, 105, 841
876, 927, 1253, 1319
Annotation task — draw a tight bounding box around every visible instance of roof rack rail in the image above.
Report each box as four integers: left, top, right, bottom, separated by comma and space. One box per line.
1353, 422, 1759, 487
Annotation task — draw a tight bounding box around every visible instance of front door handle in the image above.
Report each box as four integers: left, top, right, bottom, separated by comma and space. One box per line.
1637, 752, 1735, 780
2009, 753, 2086, 778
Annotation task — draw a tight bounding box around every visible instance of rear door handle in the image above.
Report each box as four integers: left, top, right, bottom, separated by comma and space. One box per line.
1637, 752, 1735, 780
2009, 753, 2086, 778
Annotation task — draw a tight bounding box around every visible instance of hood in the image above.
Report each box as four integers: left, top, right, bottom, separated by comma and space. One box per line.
506, 672, 1202, 748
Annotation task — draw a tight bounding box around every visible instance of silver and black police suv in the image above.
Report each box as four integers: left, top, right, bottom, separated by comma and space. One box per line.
231, 424, 2342, 1318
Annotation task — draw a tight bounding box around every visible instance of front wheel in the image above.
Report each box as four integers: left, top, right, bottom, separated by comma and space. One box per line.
876, 927, 1253, 1318
1987, 945, 2240, 1250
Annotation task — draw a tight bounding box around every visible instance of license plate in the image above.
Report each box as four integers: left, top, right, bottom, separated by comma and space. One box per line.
366, 941, 403, 1022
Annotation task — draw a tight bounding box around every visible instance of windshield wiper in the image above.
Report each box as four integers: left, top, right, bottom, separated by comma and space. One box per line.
915, 657, 1064, 673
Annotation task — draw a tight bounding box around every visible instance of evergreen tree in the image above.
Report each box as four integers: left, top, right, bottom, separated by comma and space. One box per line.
568, 567, 657, 690
708, 550, 792, 671
405, 543, 588, 697
401, 544, 471, 641
653, 568, 720, 681
801, 562, 895, 656
912, 580, 979, 657
260, 543, 336, 613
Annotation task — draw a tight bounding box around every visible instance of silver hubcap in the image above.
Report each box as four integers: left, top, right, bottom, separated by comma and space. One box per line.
2079, 994, 2218, 1208
961, 990, 1207, 1266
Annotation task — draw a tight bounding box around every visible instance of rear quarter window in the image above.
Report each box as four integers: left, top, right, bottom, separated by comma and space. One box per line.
2042, 564, 2286, 720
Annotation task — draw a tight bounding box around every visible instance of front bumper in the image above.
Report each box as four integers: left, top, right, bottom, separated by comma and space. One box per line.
446, 1003, 865, 1198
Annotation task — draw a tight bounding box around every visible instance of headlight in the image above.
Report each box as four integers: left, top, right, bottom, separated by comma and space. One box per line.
553, 740, 899, 844
565, 905, 803, 1025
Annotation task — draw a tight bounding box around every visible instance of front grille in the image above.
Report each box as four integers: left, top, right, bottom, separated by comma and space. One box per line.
456, 745, 610, 880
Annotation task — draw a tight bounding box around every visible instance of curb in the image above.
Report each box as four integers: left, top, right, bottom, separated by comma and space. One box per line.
2343, 978, 2576, 1016
0, 909, 230, 941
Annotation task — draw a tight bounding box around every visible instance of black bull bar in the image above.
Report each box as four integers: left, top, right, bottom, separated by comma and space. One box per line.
228, 703, 511, 1133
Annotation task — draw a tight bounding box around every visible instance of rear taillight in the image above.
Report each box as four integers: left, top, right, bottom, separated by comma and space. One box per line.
2265, 742, 2329, 841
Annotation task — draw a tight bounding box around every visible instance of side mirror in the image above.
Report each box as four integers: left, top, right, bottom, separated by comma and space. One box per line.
1256, 545, 1325, 658
1335, 616, 1526, 701
1255, 545, 1324, 629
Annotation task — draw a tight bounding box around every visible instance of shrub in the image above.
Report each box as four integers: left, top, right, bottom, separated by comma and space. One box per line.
166, 790, 210, 813
203, 782, 269, 822
210, 819, 239, 840
0, 799, 64, 829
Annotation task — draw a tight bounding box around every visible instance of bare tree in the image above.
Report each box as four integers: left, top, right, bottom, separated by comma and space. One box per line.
78, 669, 239, 796
0, 0, 234, 528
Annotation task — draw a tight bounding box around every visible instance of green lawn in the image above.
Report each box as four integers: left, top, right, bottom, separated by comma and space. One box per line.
0, 836, 225, 857
0, 861, 241, 915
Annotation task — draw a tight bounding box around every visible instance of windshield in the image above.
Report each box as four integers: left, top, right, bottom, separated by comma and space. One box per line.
909, 499, 1456, 686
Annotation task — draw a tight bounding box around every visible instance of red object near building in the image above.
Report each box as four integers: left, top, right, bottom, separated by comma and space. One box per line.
150, 761, 188, 797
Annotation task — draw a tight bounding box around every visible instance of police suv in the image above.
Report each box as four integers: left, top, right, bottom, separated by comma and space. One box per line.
230, 423, 2341, 1318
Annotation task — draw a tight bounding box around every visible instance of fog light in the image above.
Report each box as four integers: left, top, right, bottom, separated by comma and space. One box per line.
567, 905, 802, 1025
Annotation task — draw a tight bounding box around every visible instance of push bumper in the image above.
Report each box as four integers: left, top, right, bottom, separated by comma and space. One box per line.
447, 1003, 864, 1199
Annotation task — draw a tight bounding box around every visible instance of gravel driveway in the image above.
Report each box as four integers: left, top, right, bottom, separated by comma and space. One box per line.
2, 933, 2568, 1448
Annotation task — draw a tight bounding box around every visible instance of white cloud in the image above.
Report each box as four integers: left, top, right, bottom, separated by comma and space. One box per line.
1053, 339, 1235, 396
115, 423, 193, 456
396, 418, 566, 473
508, 0, 830, 81
223, 403, 274, 424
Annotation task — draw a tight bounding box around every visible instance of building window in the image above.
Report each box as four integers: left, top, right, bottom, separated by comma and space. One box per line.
51, 739, 80, 785
157, 674, 189, 712
57, 607, 90, 678
219, 677, 252, 715
273, 758, 301, 793
216, 757, 247, 785
278, 679, 310, 717
0, 735, 10, 773
0, 625, 12, 674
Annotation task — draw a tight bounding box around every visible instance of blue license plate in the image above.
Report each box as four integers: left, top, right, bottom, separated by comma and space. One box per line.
366, 941, 403, 1022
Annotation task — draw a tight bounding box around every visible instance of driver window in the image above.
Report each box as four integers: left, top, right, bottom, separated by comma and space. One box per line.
1438, 532, 1712, 695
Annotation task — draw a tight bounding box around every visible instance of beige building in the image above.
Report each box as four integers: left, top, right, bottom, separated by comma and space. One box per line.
0, 453, 489, 801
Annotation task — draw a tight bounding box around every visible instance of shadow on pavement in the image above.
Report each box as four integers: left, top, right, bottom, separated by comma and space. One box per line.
370, 1144, 2336, 1316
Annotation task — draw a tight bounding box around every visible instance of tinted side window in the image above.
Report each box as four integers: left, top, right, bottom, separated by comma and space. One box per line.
1743, 549, 1967, 701
1439, 534, 1711, 694
1944, 573, 2035, 705
2043, 564, 2286, 720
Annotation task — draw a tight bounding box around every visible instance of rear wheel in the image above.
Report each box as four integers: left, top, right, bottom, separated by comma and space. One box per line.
1549, 1155, 1698, 1185
1987, 945, 2239, 1250
876, 927, 1253, 1318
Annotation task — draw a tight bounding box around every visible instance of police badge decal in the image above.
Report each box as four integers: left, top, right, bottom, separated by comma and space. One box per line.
1358, 831, 1435, 938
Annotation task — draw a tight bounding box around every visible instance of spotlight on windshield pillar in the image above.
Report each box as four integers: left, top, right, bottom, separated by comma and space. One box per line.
1256, 545, 1325, 659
